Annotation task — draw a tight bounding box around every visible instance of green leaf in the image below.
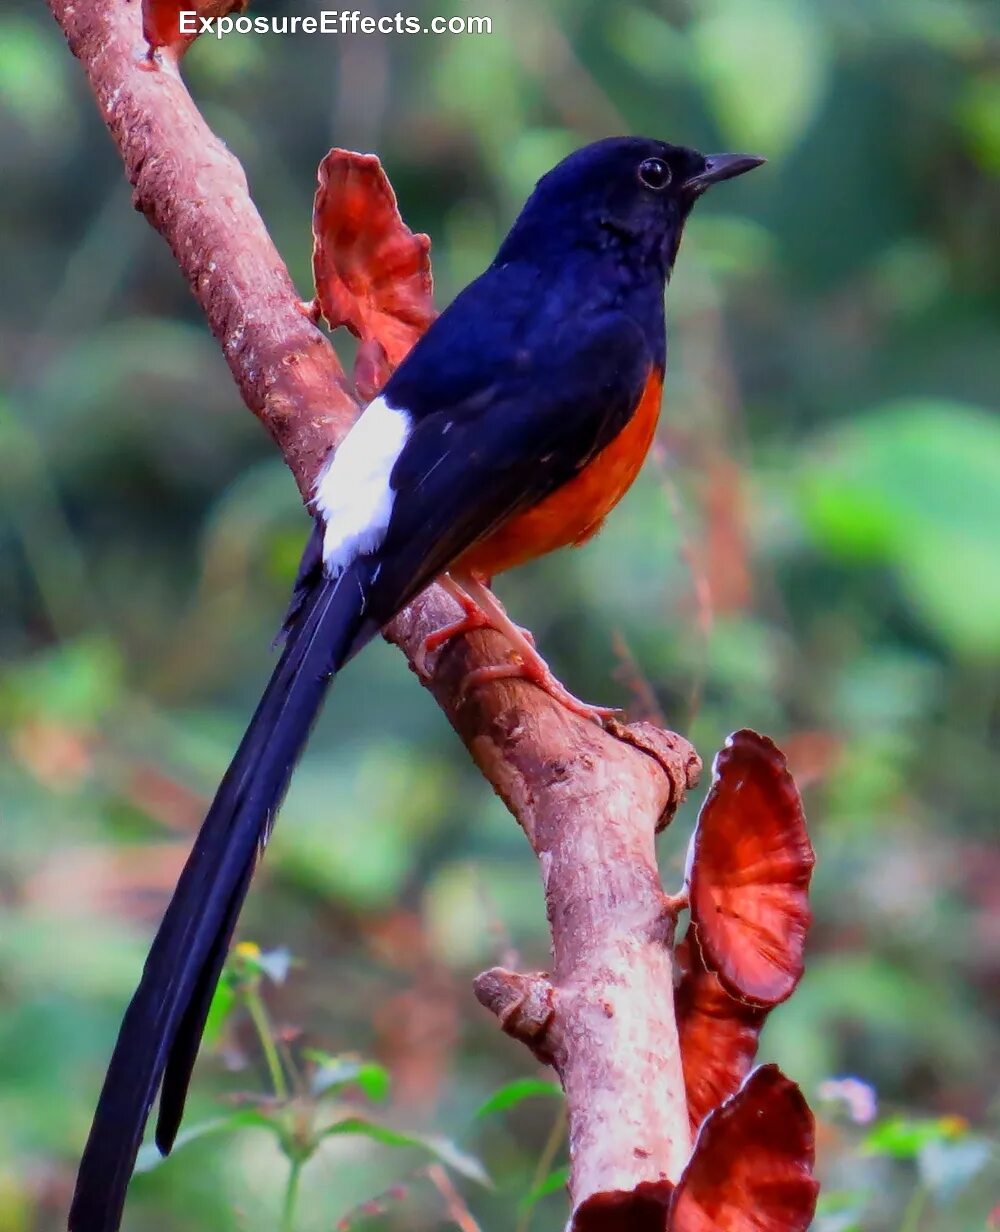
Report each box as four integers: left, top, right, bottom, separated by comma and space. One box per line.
134, 1110, 281, 1173
797, 401, 1000, 655
0, 638, 122, 727
276, 745, 449, 910
0, 18, 73, 140
957, 72, 1000, 173
303, 1051, 391, 1103
319, 1118, 491, 1187
474, 1078, 562, 1120
609, 7, 692, 81
814, 1187, 869, 1232
519, 1165, 569, 1214
689, 0, 828, 160
863, 1115, 969, 1160
202, 978, 237, 1049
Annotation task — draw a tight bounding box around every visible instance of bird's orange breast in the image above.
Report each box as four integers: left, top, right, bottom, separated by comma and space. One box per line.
456, 367, 663, 578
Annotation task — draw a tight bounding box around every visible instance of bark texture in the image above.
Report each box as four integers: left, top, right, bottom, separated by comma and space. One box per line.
47, 1, 700, 1219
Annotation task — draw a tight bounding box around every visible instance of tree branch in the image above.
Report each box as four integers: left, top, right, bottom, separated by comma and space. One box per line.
48, 1, 700, 1220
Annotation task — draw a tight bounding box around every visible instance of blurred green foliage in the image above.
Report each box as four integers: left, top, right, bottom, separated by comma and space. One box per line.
1, 0, 998, 1228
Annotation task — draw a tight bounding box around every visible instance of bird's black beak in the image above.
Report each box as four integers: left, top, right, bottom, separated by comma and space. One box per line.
684, 153, 766, 194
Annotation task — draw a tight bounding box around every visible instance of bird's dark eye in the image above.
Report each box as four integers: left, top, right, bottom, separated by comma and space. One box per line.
638, 157, 672, 191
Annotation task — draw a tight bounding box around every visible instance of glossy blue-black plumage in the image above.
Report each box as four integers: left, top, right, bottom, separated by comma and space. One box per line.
386, 137, 698, 424
70, 135, 737, 1232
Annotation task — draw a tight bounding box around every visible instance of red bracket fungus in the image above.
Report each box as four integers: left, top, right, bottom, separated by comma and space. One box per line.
574, 1063, 819, 1232
574, 1181, 676, 1232
671, 726, 816, 1153
311, 150, 436, 399
563, 727, 818, 1230
669, 1065, 819, 1232
686, 729, 815, 1006
675, 936, 767, 1136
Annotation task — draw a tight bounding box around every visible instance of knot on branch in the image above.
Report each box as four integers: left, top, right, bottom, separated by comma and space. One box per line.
605, 721, 701, 830
473, 968, 556, 1063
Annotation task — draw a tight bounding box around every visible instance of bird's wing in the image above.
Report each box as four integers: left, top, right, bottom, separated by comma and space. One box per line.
352, 308, 655, 633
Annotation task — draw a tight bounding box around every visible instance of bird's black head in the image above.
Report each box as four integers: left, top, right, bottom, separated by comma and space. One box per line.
496, 136, 764, 275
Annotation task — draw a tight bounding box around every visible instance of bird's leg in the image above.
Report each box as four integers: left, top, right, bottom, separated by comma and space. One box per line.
416, 574, 537, 677
446, 572, 535, 645
413, 573, 493, 678
452, 574, 619, 723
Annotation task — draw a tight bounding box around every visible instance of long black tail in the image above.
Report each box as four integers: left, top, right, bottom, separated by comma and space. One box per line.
69, 556, 378, 1232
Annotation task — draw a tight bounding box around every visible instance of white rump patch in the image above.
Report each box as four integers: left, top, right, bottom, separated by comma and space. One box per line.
313, 396, 411, 575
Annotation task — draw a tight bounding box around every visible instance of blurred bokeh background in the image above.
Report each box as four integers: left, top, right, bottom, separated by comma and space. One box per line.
2, 0, 998, 1228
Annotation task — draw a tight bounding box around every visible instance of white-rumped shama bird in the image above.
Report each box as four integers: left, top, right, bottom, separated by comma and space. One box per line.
70, 136, 762, 1232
